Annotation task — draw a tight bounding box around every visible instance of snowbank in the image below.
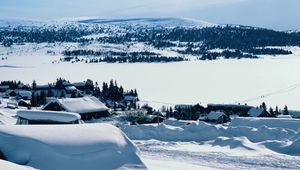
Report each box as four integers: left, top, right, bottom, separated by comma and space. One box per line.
121, 118, 300, 156
0, 160, 37, 170
0, 124, 146, 170
230, 117, 300, 131
122, 121, 224, 142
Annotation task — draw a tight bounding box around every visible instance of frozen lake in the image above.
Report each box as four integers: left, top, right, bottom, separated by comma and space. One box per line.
1, 46, 300, 110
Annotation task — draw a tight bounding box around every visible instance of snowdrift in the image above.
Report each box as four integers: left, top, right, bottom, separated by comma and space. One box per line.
0, 160, 37, 170
121, 118, 300, 156
0, 124, 146, 170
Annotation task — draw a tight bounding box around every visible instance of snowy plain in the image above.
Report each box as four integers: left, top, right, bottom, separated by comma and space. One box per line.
1, 44, 300, 110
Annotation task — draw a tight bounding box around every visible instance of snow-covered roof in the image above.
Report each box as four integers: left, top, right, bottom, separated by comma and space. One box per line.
0, 124, 145, 170
248, 108, 265, 117
17, 110, 81, 122
46, 96, 108, 114
64, 86, 77, 91
124, 95, 138, 101
175, 104, 193, 109
35, 85, 50, 89
207, 111, 226, 120
73, 82, 85, 86
17, 90, 32, 97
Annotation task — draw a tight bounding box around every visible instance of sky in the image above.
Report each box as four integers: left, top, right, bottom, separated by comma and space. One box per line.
0, 0, 299, 31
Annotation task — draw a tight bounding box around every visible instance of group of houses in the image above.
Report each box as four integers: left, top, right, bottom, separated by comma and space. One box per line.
1, 80, 300, 125
172, 103, 290, 124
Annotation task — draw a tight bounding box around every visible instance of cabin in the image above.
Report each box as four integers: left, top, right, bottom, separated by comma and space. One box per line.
206, 104, 253, 116
42, 96, 110, 121
7, 90, 17, 97
16, 90, 32, 100
123, 94, 138, 108
206, 111, 230, 124
17, 99, 31, 107
73, 82, 85, 91
6, 101, 18, 109
16, 110, 82, 125
247, 108, 270, 117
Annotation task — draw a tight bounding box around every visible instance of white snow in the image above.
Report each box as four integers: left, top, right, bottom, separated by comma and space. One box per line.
43, 96, 108, 114
16, 110, 81, 122
0, 160, 37, 170
2, 46, 300, 110
0, 124, 146, 170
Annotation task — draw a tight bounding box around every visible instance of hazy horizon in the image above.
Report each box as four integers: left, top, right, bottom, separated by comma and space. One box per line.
0, 0, 299, 31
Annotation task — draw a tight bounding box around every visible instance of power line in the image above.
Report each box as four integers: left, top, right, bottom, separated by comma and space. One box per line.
237, 82, 300, 103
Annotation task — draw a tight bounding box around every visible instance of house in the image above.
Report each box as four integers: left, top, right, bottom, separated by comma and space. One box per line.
42, 96, 110, 121
7, 90, 17, 97
73, 82, 86, 91
17, 99, 31, 107
0, 85, 9, 93
6, 101, 18, 109
16, 90, 32, 100
123, 94, 138, 108
206, 111, 230, 124
288, 110, 300, 119
247, 108, 270, 117
206, 104, 253, 116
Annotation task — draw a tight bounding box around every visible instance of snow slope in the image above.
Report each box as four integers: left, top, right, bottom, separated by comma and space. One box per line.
0, 124, 146, 170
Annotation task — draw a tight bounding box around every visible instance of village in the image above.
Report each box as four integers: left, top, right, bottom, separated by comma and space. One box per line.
1, 78, 299, 126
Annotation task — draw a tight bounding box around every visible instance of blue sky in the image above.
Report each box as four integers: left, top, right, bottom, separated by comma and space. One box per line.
0, 0, 299, 30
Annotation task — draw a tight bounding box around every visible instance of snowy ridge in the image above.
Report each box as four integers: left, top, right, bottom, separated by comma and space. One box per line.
78, 17, 215, 28
0, 17, 215, 28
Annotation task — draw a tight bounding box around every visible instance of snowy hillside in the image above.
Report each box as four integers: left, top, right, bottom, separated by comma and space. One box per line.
78, 17, 215, 28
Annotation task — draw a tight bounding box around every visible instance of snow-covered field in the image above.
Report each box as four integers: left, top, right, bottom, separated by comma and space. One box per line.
1, 44, 300, 110
1, 42, 300, 169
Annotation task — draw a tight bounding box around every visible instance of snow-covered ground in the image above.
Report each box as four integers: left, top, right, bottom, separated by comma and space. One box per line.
1, 44, 300, 110
1, 106, 300, 169
122, 118, 300, 170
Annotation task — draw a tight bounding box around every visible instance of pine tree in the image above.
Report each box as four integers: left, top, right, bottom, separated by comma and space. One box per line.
40, 91, 46, 105
283, 105, 289, 115
269, 107, 275, 117
260, 102, 267, 110
31, 92, 37, 107
32, 80, 37, 90
274, 106, 279, 115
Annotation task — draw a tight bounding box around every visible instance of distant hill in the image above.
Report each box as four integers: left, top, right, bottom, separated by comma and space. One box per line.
78, 17, 215, 28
